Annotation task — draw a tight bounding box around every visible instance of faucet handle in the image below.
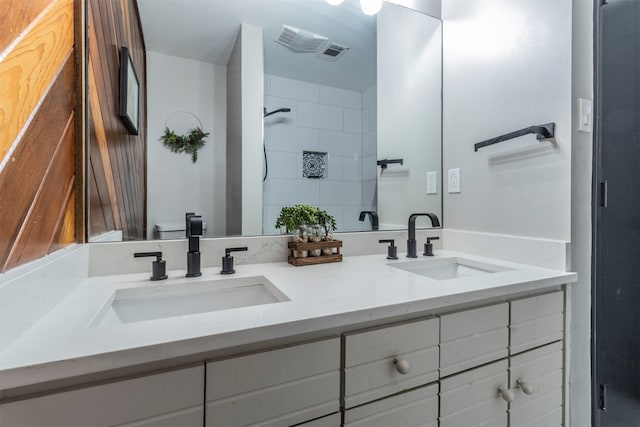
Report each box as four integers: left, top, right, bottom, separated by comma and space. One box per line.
133, 252, 168, 281
423, 236, 440, 257
379, 239, 398, 260
221, 247, 248, 275
225, 247, 248, 256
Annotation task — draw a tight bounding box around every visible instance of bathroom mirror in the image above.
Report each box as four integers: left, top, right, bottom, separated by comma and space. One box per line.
87, 0, 442, 241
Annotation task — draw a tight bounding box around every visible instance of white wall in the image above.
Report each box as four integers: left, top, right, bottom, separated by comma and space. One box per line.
387, 0, 441, 18
570, 0, 594, 424
442, 0, 572, 241
226, 23, 264, 236
146, 52, 226, 239
226, 31, 243, 236
262, 75, 375, 234
377, 3, 443, 229
240, 24, 265, 236
441, 0, 590, 423
362, 84, 378, 215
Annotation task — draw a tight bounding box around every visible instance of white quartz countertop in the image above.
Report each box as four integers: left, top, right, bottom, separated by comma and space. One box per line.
0, 251, 576, 391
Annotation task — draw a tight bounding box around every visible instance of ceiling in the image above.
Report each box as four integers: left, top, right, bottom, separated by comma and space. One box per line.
137, 0, 377, 91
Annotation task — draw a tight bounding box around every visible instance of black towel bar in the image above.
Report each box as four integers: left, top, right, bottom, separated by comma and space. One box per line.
474, 123, 555, 152
377, 159, 404, 169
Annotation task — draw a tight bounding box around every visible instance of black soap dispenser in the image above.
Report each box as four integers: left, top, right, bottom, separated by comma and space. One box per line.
423, 236, 439, 256
379, 239, 398, 260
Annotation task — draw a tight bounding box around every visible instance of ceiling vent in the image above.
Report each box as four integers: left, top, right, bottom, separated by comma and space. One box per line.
316, 42, 350, 62
275, 25, 328, 53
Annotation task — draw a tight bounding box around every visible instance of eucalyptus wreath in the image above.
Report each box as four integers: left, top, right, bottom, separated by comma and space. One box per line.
160, 126, 210, 163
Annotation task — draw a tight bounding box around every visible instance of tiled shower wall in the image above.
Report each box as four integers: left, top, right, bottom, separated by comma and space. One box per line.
263, 74, 377, 234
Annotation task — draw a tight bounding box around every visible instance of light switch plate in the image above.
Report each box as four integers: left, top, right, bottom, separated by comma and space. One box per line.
427, 171, 438, 194
448, 168, 460, 193
578, 98, 592, 133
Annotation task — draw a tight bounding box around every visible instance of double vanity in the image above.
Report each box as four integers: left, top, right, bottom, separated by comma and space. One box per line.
0, 245, 575, 426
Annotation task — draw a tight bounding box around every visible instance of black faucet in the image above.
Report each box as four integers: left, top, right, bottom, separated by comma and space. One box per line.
221, 247, 248, 275
186, 212, 203, 277
359, 211, 379, 230
407, 213, 440, 258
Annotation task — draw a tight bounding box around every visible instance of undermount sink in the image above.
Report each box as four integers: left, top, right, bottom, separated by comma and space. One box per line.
390, 257, 511, 281
91, 276, 289, 327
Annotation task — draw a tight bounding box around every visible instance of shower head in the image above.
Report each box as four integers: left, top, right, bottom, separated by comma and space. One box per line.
264, 107, 291, 117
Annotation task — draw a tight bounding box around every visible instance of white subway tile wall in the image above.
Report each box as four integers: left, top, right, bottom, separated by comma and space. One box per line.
263, 75, 377, 234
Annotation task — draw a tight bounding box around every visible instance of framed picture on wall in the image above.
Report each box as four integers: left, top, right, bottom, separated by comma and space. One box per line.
119, 46, 139, 135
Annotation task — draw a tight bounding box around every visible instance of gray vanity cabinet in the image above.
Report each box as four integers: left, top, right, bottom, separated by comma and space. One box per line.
344, 383, 438, 427
508, 291, 565, 427
204, 338, 341, 427
509, 341, 564, 427
439, 291, 565, 427
341, 290, 565, 427
343, 317, 440, 426
0, 291, 565, 427
440, 359, 510, 427
0, 366, 204, 427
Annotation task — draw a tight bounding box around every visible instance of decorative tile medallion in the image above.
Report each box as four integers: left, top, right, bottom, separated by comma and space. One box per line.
303, 151, 327, 179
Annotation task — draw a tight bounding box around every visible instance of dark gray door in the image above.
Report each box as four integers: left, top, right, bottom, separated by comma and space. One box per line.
593, 0, 640, 426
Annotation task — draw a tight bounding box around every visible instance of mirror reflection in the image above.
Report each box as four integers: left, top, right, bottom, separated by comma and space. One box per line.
87, 0, 442, 242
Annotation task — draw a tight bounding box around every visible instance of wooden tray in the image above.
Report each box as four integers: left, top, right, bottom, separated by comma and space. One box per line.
287, 240, 343, 266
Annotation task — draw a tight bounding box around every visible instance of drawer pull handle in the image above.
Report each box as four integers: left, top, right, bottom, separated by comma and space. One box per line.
517, 379, 535, 395
393, 358, 410, 375
498, 386, 514, 402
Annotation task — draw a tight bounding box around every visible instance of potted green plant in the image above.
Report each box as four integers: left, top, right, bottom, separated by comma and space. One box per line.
274, 204, 318, 234
316, 209, 337, 237
275, 205, 339, 258
316, 209, 337, 255
275, 205, 317, 257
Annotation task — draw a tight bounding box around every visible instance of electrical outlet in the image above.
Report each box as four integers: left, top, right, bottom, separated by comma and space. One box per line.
448, 168, 460, 193
426, 171, 438, 194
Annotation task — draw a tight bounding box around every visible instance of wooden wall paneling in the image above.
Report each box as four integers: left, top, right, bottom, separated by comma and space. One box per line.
0, 53, 75, 271
95, 0, 130, 232
49, 192, 76, 254
89, 162, 109, 237
88, 51, 121, 228
74, 0, 87, 242
0, 0, 51, 54
87, 0, 146, 241
121, 0, 146, 240
101, 0, 135, 234
89, 2, 128, 234
131, 0, 147, 238
124, 30, 146, 238
0, 0, 74, 163
88, 115, 114, 236
0, 0, 80, 272
3, 115, 75, 271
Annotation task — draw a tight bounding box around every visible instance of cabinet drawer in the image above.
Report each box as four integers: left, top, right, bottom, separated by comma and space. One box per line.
439, 359, 509, 427
344, 317, 439, 408
509, 341, 564, 427
0, 366, 204, 427
440, 302, 509, 376
510, 291, 564, 354
345, 383, 438, 427
206, 338, 340, 427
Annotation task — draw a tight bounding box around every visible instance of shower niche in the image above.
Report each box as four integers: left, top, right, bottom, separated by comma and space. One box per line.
303, 151, 328, 179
